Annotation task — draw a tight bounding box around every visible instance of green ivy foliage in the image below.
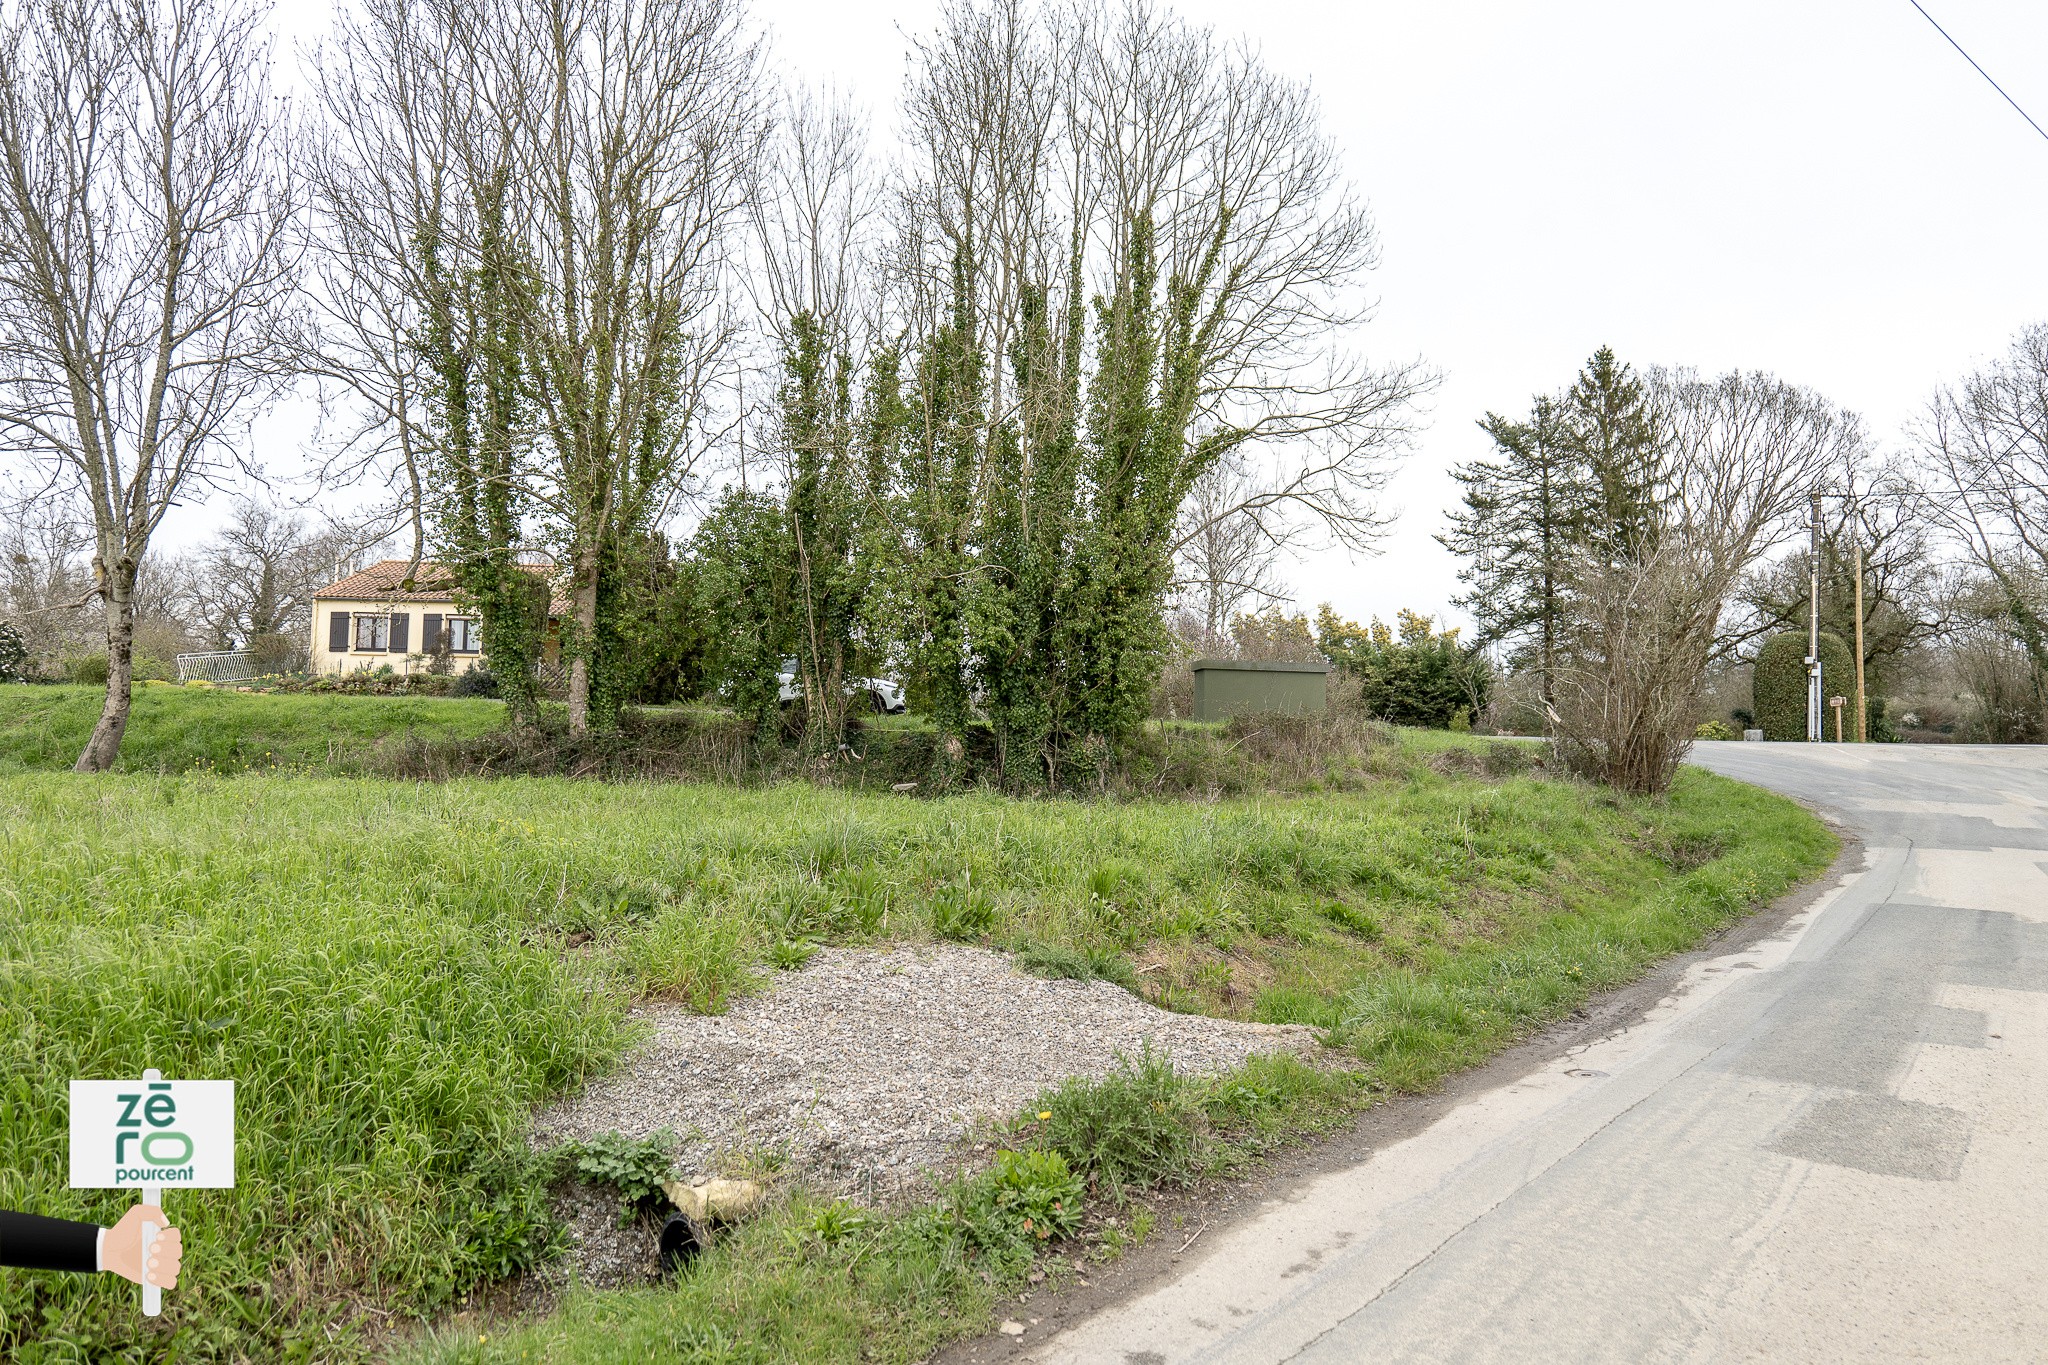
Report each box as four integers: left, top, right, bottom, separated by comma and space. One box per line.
1752, 630, 1854, 741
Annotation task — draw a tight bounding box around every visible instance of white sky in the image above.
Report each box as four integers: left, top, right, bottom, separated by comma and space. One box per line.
246, 0, 2048, 630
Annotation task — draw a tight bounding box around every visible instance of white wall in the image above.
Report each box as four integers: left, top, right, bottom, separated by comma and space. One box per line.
308, 599, 484, 678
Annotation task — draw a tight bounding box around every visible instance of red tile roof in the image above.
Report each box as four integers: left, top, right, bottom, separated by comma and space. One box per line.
313, 559, 571, 615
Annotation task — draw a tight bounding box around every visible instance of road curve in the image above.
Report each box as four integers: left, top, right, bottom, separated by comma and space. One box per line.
1022, 744, 2048, 1364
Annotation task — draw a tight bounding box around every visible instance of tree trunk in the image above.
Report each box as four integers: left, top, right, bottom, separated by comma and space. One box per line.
566, 543, 599, 734
75, 563, 138, 773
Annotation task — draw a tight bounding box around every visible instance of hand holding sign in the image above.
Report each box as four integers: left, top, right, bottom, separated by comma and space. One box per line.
102, 1205, 182, 1289
70, 1069, 232, 1315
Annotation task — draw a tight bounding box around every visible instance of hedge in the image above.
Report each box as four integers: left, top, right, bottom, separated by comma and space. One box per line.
1753, 629, 1854, 741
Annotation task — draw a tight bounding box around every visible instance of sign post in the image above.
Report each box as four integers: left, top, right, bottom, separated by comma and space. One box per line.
70, 1068, 234, 1315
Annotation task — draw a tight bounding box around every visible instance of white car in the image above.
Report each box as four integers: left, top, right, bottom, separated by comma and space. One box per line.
778, 659, 907, 714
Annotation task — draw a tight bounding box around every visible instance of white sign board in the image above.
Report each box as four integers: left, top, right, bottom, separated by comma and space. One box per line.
69, 1078, 235, 1190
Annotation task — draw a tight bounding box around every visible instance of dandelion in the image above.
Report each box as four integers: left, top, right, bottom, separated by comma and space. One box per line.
1037, 1111, 1051, 1121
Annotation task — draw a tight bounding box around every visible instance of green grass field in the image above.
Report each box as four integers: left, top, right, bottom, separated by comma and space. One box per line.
0, 689, 1837, 1362
0, 684, 504, 773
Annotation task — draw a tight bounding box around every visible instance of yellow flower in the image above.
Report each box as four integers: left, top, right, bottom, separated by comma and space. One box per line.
1037, 1111, 1051, 1121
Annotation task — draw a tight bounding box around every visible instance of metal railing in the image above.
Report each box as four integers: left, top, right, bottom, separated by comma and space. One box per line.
175, 650, 258, 683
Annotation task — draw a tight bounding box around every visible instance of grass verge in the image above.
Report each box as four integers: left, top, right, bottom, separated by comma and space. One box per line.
0, 706, 1834, 1362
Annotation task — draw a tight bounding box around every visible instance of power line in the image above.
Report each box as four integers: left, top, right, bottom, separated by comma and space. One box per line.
1907, 0, 2048, 146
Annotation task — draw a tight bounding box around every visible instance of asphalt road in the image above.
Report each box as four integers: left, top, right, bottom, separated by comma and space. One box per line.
1025, 744, 2048, 1364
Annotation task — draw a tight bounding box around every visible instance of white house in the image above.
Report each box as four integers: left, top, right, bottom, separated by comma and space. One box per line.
308, 560, 564, 678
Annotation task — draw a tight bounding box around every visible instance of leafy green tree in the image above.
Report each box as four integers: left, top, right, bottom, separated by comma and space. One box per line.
1562, 346, 1665, 566
690, 490, 794, 733
1318, 607, 1490, 729
867, 250, 985, 781
0, 621, 25, 682
779, 314, 874, 749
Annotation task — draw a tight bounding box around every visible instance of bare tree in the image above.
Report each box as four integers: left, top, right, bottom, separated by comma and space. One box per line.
1, 499, 98, 667
1171, 453, 1292, 641
1912, 323, 2048, 676
747, 85, 884, 348
0, 0, 297, 769
1552, 370, 1860, 793
1733, 452, 1947, 686
1066, 0, 1431, 552
896, 0, 1431, 552
176, 498, 376, 661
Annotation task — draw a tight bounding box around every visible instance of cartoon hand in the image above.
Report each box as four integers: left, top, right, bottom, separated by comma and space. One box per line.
103, 1205, 181, 1289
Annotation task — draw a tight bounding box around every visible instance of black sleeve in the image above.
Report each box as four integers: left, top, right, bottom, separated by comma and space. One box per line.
0, 1210, 101, 1273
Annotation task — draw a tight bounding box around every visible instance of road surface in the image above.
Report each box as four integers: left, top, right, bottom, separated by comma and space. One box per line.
1025, 744, 2048, 1364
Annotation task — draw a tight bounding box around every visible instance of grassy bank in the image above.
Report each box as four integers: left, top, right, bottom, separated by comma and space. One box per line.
0, 683, 1412, 795
0, 716, 1834, 1361
0, 684, 503, 773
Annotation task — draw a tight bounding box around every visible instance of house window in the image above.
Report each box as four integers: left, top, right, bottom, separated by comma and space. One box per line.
446, 617, 481, 653
353, 614, 390, 651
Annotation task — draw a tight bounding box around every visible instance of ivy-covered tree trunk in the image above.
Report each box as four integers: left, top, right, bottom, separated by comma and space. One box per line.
778, 314, 867, 753
893, 250, 986, 782
420, 206, 545, 731
976, 266, 1086, 785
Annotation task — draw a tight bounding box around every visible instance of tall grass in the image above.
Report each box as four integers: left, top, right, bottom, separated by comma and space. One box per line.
0, 727, 1834, 1361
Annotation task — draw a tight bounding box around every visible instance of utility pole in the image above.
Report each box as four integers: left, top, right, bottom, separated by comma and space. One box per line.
1807, 489, 1823, 742
1853, 540, 1868, 743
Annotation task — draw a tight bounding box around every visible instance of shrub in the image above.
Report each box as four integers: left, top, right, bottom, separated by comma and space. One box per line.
1318, 606, 1489, 729
64, 653, 110, 686
1694, 719, 1739, 741
0, 621, 24, 682
248, 632, 304, 675
451, 666, 502, 698
949, 1149, 1085, 1257
1752, 630, 1852, 741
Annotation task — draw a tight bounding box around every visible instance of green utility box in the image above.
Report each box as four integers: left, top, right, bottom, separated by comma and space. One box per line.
1191, 658, 1331, 722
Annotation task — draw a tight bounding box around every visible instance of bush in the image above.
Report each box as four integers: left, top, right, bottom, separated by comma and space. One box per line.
1318, 607, 1489, 729
64, 653, 110, 686
1694, 719, 1739, 741
248, 632, 305, 675
0, 621, 24, 682
949, 1149, 1085, 1258
1034, 1046, 1208, 1197
451, 666, 502, 698
1751, 630, 1852, 741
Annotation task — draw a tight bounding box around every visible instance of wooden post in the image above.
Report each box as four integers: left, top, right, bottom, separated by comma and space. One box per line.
1853, 541, 1868, 743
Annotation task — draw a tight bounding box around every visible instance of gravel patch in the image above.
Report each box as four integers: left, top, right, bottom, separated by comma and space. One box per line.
532, 943, 1318, 1286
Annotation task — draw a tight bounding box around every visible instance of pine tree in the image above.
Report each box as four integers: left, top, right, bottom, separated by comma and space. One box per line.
1559, 346, 1664, 566
1439, 396, 1580, 702
1439, 349, 1664, 703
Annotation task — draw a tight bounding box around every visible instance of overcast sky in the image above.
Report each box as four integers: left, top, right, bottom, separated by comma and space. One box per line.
255, 0, 2048, 629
